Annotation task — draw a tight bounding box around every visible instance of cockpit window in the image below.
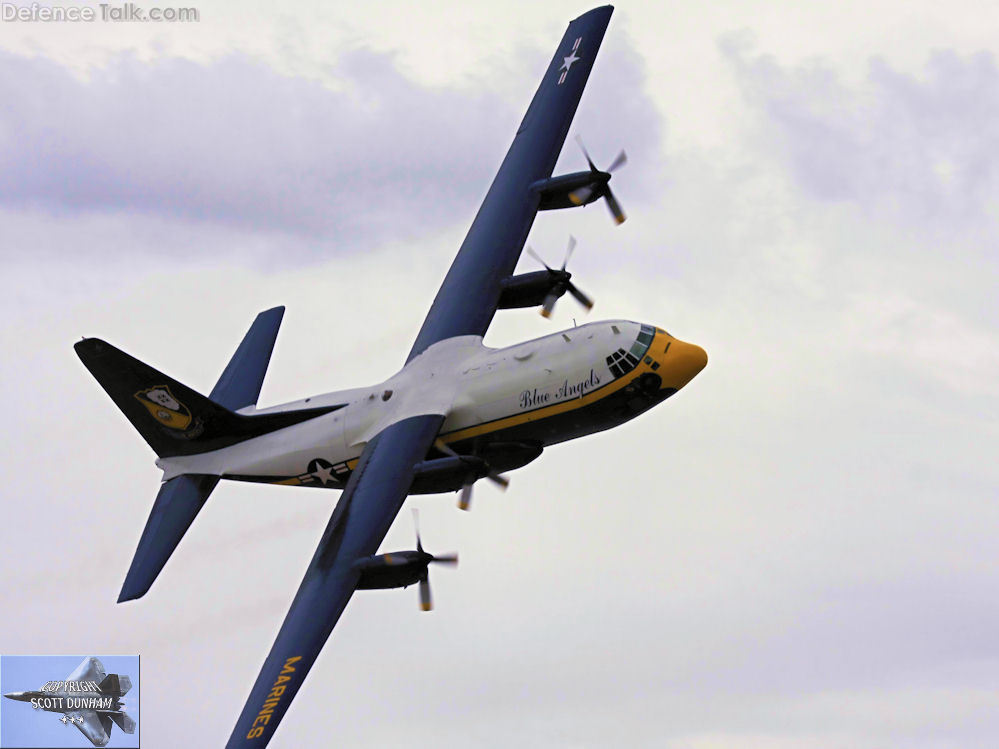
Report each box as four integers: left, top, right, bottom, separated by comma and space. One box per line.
606, 324, 656, 378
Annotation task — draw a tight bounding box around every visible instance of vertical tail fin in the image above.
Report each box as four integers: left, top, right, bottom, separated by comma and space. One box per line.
98, 673, 132, 696
98, 714, 114, 740
109, 711, 136, 734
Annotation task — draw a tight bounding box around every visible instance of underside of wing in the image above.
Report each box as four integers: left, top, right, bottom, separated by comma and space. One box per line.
226, 414, 445, 748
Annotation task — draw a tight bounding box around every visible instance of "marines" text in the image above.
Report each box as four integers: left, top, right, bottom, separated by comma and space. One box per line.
246, 656, 302, 739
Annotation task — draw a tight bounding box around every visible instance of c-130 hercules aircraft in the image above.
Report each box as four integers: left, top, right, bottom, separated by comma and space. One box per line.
75, 6, 706, 746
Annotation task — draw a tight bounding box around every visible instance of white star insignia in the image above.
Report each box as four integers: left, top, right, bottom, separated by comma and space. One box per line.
558, 37, 583, 85
560, 50, 580, 73
312, 464, 335, 485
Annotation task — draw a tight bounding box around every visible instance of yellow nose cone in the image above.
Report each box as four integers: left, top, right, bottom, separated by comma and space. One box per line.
662, 339, 708, 389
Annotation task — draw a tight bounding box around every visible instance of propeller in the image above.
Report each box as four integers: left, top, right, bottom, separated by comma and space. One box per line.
412, 509, 458, 611
434, 439, 509, 511
568, 136, 627, 224
526, 235, 594, 319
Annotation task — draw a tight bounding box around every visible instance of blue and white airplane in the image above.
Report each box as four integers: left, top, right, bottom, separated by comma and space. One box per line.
76, 6, 706, 746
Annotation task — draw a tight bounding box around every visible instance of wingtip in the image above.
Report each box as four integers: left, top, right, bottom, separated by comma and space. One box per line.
117, 582, 146, 604
73, 336, 100, 352
574, 5, 614, 23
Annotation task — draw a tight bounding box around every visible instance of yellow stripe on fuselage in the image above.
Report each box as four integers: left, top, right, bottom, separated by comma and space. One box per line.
437, 329, 675, 446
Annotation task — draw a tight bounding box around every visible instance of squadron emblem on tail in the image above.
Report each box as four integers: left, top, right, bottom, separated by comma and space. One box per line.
134, 385, 192, 430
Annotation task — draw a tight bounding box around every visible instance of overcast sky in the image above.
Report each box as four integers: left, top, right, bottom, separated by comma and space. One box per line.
1, 2, 997, 748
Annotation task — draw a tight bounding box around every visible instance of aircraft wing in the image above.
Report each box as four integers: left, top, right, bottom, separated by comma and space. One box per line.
226, 414, 445, 748
66, 657, 106, 684
66, 710, 112, 747
406, 5, 614, 361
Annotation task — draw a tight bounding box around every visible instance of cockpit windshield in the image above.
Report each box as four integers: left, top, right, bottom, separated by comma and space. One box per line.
605, 324, 655, 378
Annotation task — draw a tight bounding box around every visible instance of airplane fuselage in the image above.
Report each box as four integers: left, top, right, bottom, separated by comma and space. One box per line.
157, 320, 707, 490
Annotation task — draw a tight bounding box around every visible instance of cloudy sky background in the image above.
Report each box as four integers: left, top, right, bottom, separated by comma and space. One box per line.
1, 1, 998, 747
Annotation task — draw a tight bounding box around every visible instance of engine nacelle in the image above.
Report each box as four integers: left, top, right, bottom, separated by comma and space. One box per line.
409, 441, 542, 494
353, 550, 429, 590
497, 270, 571, 309
531, 171, 607, 210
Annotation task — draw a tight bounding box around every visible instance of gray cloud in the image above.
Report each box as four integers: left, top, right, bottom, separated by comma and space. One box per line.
0, 40, 664, 263
0, 50, 510, 244
722, 38, 999, 232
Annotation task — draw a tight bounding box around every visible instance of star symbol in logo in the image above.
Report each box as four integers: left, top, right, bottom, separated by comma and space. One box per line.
560, 50, 580, 73
558, 37, 583, 85
307, 458, 337, 485
312, 464, 335, 485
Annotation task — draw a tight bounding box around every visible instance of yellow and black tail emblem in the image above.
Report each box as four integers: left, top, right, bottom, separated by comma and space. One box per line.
134, 385, 193, 430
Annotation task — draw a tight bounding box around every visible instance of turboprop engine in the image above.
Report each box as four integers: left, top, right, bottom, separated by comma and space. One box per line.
353, 511, 457, 611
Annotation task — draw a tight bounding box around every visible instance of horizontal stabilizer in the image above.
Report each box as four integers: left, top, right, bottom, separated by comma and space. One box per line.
210, 306, 284, 410
75, 337, 340, 458
118, 474, 218, 602
110, 711, 136, 734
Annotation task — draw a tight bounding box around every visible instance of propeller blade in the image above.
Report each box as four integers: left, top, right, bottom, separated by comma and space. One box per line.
568, 186, 594, 206
561, 235, 576, 271
487, 470, 510, 490
604, 187, 626, 225
526, 245, 552, 271
419, 574, 432, 612
607, 149, 628, 173
575, 135, 598, 172
458, 482, 473, 511
434, 438, 457, 457
411, 508, 423, 553
432, 553, 459, 565
566, 282, 594, 311
436, 438, 508, 504
540, 289, 560, 318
